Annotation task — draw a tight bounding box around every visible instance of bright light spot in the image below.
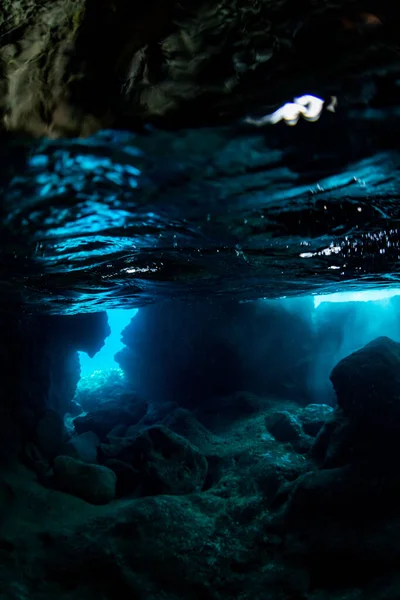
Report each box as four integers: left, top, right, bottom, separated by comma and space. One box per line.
79, 309, 138, 375
245, 94, 334, 127
124, 266, 158, 274
314, 289, 400, 308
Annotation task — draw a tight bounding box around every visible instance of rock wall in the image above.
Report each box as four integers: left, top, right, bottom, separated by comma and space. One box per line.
116, 295, 400, 411
0, 311, 110, 466
115, 299, 316, 410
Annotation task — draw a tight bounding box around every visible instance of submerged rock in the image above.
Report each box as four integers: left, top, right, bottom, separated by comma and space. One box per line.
162, 408, 221, 454
99, 424, 208, 496
128, 425, 208, 496
105, 458, 141, 497
310, 336, 400, 469
265, 410, 303, 443
330, 336, 400, 431
73, 400, 146, 440
299, 404, 334, 437
53, 455, 116, 505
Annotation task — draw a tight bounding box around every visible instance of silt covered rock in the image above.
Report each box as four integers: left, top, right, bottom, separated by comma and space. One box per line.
299, 404, 334, 437
128, 425, 208, 496
53, 455, 116, 505
73, 399, 146, 440
330, 336, 400, 432
265, 410, 303, 443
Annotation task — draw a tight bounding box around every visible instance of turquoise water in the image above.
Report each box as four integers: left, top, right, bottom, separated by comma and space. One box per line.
78, 308, 138, 375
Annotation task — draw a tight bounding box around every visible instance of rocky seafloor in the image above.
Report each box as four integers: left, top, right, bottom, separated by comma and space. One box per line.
2, 330, 400, 600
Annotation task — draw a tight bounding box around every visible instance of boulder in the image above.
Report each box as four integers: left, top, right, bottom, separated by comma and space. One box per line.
162, 408, 219, 454
282, 462, 400, 528
330, 336, 400, 432
53, 455, 116, 505
73, 400, 146, 440
299, 404, 334, 437
105, 458, 141, 497
127, 425, 208, 496
265, 411, 303, 443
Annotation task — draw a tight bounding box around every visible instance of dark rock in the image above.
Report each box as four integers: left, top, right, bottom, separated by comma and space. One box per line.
254, 456, 309, 506
22, 442, 50, 477
105, 458, 141, 497
128, 425, 208, 496
290, 435, 313, 455
321, 416, 358, 468
299, 403, 334, 437
73, 400, 146, 440
163, 408, 219, 454
330, 336, 400, 432
137, 401, 179, 428
0, 406, 20, 467
53, 455, 116, 505
60, 431, 100, 463
310, 415, 341, 465
282, 459, 400, 529
107, 424, 128, 439
99, 436, 137, 463
34, 409, 65, 458
265, 411, 303, 443
44, 312, 110, 358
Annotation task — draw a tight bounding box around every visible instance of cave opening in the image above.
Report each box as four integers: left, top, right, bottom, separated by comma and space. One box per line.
74, 308, 138, 413
78, 308, 138, 375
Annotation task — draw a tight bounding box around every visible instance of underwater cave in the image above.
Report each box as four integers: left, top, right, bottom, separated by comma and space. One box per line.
3, 1, 400, 599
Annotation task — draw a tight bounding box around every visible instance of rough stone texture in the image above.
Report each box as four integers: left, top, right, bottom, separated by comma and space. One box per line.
0, 311, 110, 466
5, 334, 400, 599
116, 425, 208, 496
0, 0, 397, 136
105, 458, 141, 497
74, 399, 147, 440
299, 403, 334, 437
265, 410, 303, 443
53, 455, 117, 504
330, 336, 400, 428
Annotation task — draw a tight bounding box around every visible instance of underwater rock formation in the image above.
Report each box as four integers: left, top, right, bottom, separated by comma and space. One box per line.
4, 321, 400, 598
330, 335, 400, 431
74, 398, 147, 440
116, 299, 316, 410
270, 336, 400, 595
0, 311, 110, 469
53, 455, 117, 504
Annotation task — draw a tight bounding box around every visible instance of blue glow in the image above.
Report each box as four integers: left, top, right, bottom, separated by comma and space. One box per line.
314, 288, 400, 308
79, 309, 138, 375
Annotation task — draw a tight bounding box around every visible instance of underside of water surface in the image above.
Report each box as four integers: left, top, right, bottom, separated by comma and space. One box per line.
2, 110, 400, 312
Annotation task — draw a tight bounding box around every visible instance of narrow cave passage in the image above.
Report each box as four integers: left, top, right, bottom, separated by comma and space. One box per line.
78, 308, 137, 373
74, 308, 138, 412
